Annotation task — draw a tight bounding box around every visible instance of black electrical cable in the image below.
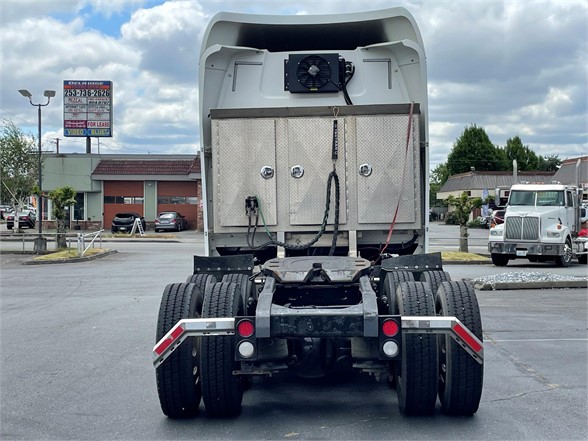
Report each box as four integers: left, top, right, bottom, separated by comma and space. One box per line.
342, 63, 355, 105
248, 169, 340, 252
328, 170, 340, 256
246, 209, 259, 249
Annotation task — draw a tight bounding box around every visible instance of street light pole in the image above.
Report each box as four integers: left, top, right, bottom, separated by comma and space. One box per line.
18, 89, 56, 253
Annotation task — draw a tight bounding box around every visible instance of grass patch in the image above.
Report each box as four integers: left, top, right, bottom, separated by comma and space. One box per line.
33, 248, 108, 261
441, 251, 490, 262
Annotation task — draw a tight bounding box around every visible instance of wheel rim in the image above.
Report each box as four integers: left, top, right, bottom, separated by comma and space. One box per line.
192, 343, 200, 388
436, 297, 448, 397
564, 242, 572, 263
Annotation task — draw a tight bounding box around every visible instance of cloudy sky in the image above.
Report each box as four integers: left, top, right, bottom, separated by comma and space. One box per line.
0, 0, 586, 168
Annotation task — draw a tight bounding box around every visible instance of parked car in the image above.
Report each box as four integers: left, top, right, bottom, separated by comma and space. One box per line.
491, 209, 505, 227
0, 205, 13, 220
6, 210, 36, 229
154, 211, 188, 232
111, 212, 146, 233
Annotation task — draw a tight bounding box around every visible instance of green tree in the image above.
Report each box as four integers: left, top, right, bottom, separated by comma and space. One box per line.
444, 191, 484, 252
503, 136, 539, 171
0, 120, 38, 210
536, 154, 562, 171
430, 163, 449, 207
48, 186, 76, 249
447, 125, 506, 175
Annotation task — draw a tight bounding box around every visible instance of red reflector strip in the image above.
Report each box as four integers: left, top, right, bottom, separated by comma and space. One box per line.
154, 324, 184, 356
452, 322, 482, 353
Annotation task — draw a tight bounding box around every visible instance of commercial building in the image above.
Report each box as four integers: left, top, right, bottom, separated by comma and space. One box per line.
42, 154, 202, 231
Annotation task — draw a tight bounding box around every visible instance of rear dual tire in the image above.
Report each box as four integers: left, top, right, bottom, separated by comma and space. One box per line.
394, 281, 438, 415
155, 283, 202, 418
419, 270, 451, 297
186, 273, 217, 315
200, 281, 246, 417
393, 279, 484, 416
436, 281, 484, 415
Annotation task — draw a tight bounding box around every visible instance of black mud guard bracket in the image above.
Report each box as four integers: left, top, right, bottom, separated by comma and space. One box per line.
380, 252, 443, 278
192, 254, 255, 280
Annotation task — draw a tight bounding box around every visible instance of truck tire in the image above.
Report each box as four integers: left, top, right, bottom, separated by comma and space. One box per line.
200, 282, 245, 417
435, 281, 484, 416
155, 283, 202, 418
383, 271, 414, 314
554, 239, 573, 267
394, 281, 438, 415
221, 273, 255, 314
491, 253, 510, 267
185, 274, 217, 315
419, 270, 451, 297
382, 272, 414, 389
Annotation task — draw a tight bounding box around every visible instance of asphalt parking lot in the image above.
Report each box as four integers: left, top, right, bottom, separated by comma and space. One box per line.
0, 232, 586, 440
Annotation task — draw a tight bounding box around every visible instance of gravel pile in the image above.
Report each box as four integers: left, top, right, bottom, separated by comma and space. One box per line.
473, 271, 588, 285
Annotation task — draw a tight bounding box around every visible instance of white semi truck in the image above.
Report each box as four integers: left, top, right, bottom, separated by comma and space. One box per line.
153, 8, 484, 418
489, 177, 588, 266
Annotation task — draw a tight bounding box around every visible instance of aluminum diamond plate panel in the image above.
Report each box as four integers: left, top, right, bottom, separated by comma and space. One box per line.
213, 119, 277, 227
287, 118, 347, 225
355, 115, 419, 224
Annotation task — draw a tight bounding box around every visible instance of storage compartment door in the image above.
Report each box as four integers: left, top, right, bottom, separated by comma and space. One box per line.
355, 115, 420, 225
214, 118, 277, 227
287, 118, 347, 226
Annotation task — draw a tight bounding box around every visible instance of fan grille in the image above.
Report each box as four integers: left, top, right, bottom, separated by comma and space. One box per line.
296, 55, 332, 89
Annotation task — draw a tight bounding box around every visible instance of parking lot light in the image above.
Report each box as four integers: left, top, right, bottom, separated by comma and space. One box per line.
18, 88, 55, 253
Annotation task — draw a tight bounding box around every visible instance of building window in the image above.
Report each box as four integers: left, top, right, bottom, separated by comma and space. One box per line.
158, 196, 198, 204
104, 196, 144, 204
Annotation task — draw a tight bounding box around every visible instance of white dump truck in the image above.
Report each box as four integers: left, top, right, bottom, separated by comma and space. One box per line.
489, 177, 588, 266
153, 8, 484, 418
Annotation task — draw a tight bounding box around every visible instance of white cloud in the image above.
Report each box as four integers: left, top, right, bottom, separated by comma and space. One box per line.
81, 0, 148, 17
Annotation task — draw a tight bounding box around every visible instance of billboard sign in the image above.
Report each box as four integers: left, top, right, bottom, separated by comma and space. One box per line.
63, 80, 112, 137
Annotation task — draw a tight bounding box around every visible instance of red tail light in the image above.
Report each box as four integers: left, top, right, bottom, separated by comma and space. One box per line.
237, 319, 254, 338
382, 319, 399, 337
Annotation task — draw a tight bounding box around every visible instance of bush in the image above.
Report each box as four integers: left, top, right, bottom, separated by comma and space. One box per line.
444, 211, 460, 225
467, 218, 484, 229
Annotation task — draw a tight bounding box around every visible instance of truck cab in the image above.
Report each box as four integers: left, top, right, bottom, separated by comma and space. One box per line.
489, 183, 587, 266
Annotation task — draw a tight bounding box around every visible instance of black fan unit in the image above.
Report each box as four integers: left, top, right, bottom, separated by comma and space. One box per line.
285, 53, 341, 93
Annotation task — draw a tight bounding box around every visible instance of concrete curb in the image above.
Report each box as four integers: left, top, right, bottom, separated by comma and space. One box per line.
443, 259, 491, 265
1, 237, 180, 244
474, 280, 588, 291
21, 249, 119, 265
